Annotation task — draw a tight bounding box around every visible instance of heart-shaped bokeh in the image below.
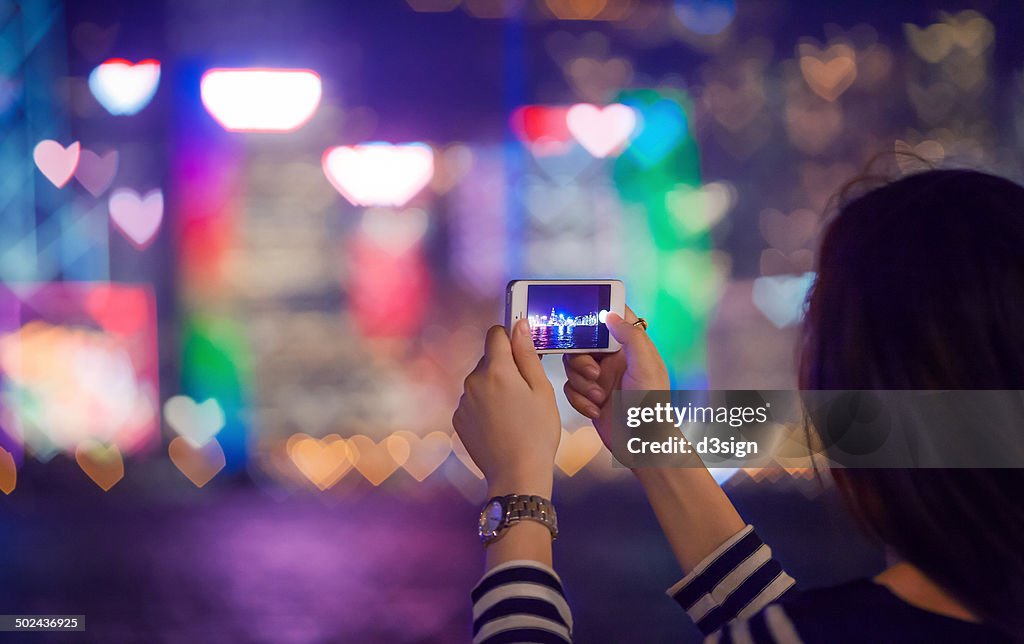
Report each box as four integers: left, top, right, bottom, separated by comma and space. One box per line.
168, 436, 225, 488
674, 0, 736, 36
565, 103, 637, 158
75, 440, 125, 491
322, 143, 434, 207
798, 43, 857, 102
565, 56, 633, 104
33, 140, 81, 188
75, 148, 119, 196
350, 434, 406, 486
555, 426, 603, 476
510, 105, 572, 152
666, 181, 736, 236
751, 272, 815, 328
430, 144, 474, 194
905, 22, 955, 63
108, 188, 163, 249
163, 395, 225, 448
624, 99, 687, 167
391, 430, 452, 482
0, 447, 15, 494
287, 433, 354, 491
89, 58, 161, 115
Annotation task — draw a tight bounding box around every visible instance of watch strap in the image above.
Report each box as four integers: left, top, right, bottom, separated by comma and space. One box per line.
483, 494, 558, 545
506, 494, 558, 537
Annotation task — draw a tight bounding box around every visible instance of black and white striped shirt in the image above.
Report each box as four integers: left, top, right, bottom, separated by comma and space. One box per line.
471, 525, 793, 644
470, 524, 1011, 643
472, 560, 573, 643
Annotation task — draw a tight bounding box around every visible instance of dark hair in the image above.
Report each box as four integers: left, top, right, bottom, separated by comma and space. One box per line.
799, 168, 1024, 637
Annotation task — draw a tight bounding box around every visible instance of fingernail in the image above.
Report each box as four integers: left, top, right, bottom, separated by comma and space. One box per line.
515, 319, 532, 343
585, 404, 601, 418
585, 365, 600, 379
587, 387, 604, 404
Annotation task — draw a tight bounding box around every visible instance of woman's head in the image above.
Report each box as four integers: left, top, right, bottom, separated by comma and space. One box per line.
799, 168, 1024, 636
802, 168, 1024, 390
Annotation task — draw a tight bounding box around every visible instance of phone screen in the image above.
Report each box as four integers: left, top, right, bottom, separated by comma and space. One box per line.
526, 283, 611, 350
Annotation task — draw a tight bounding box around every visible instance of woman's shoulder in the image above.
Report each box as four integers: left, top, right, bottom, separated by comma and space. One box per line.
706, 578, 1011, 644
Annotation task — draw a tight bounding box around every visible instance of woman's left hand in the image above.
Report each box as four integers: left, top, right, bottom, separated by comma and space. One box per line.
453, 319, 561, 497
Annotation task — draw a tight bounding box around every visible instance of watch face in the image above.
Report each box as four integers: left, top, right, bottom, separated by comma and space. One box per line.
481, 500, 504, 534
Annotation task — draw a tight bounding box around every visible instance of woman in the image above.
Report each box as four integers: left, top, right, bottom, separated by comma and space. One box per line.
452, 168, 1024, 643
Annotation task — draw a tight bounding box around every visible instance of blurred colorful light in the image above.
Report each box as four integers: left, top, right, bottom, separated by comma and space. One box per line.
349, 228, 431, 338
0, 285, 159, 459
674, 0, 736, 35
622, 97, 688, 167
88, 58, 161, 115
200, 68, 322, 132
163, 395, 226, 448
566, 103, 637, 157
751, 272, 816, 328
510, 105, 572, 152
322, 143, 434, 207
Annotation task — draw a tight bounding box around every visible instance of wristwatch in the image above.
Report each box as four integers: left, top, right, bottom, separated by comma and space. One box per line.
478, 494, 558, 546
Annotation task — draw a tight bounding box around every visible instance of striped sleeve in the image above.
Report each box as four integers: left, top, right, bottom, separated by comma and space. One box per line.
704, 605, 804, 644
666, 525, 796, 636
471, 560, 573, 644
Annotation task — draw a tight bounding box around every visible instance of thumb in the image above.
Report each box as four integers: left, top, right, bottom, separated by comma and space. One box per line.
606, 312, 656, 363
511, 319, 550, 390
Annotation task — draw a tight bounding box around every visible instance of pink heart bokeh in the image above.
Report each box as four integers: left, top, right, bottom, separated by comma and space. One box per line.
33, 140, 81, 188
109, 188, 163, 249
75, 149, 119, 196
322, 143, 434, 208
565, 103, 637, 158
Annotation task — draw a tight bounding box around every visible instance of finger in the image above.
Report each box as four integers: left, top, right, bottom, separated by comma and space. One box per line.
622, 305, 640, 324
452, 397, 466, 429
468, 354, 486, 377
565, 365, 607, 405
564, 382, 601, 419
605, 311, 658, 363
483, 325, 513, 365
510, 319, 549, 390
563, 353, 600, 380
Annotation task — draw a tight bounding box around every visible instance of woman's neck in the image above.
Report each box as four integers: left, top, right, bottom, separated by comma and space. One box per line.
874, 561, 977, 622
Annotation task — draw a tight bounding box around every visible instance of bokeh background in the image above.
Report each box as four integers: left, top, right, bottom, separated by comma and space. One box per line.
2, 0, 1023, 641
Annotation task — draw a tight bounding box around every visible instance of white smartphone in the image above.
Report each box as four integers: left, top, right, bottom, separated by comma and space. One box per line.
505, 279, 625, 354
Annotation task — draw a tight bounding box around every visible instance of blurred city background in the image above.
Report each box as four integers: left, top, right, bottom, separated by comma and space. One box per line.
1, 0, 1023, 641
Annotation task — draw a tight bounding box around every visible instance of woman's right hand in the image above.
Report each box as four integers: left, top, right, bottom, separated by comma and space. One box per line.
564, 307, 748, 576
562, 306, 670, 448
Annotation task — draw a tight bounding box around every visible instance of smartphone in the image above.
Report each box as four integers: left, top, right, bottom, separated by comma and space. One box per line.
505, 279, 625, 354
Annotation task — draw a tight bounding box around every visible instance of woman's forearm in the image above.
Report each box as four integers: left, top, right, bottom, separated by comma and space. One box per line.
485, 520, 553, 569
634, 466, 747, 574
